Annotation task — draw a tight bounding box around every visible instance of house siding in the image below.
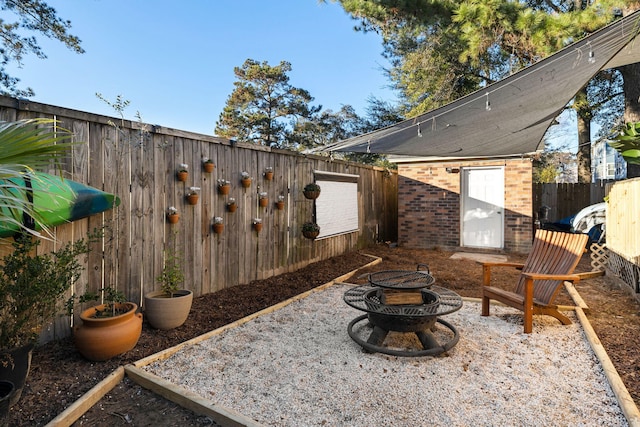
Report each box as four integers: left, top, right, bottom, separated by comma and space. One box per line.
397, 158, 533, 253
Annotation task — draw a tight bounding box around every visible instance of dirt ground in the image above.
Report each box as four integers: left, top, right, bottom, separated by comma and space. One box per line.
6, 244, 640, 426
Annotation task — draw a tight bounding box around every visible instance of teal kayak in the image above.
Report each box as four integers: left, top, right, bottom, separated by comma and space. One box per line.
0, 172, 121, 237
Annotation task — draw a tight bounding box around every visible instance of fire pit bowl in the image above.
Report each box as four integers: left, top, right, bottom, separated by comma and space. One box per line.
343, 279, 463, 357
363, 288, 440, 332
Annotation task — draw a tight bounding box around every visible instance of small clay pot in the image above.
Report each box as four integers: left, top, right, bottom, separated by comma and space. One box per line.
203, 162, 215, 173
218, 185, 230, 195
253, 222, 263, 233
227, 203, 237, 213
213, 223, 224, 234
241, 178, 252, 188
177, 171, 188, 182
276, 201, 285, 210
187, 194, 199, 205
264, 171, 274, 181
259, 197, 268, 207
167, 214, 179, 224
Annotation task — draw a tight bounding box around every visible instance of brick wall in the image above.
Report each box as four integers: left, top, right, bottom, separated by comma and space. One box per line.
397, 158, 533, 253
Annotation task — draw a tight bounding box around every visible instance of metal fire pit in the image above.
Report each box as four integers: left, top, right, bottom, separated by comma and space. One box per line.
343, 267, 463, 357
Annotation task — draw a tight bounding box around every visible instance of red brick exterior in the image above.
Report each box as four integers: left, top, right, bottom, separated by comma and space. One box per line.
397, 158, 533, 253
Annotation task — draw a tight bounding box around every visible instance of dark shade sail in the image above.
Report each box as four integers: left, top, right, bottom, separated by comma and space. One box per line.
321, 11, 640, 158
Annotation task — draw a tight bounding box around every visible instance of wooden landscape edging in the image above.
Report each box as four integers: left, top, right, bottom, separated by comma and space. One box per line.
45, 366, 125, 427
574, 307, 640, 427
50, 259, 640, 427
45, 255, 382, 426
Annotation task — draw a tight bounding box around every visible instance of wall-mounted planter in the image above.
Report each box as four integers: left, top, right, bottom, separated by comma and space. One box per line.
167, 214, 180, 224
276, 201, 285, 210
241, 177, 252, 188
302, 222, 320, 239
259, 192, 268, 208
213, 223, 224, 234
218, 184, 230, 195
303, 183, 321, 200
187, 194, 199, 205
177, 171, 188, 182
203, 162, 215, 173
264, 168, 274, 181
227, 201, 237, 212
303, 229, 320, 239
253, 219, 263, 233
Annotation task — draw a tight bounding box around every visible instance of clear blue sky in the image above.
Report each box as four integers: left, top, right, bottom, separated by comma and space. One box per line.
7, 0, 396, 136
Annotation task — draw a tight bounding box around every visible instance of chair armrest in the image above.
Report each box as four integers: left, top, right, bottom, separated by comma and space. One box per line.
575, 270, 605, 280
481, 262, 525, 285
521, 272, 582, 283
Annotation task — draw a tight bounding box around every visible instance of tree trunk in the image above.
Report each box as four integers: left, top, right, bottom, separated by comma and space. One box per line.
575, 87, 592, 183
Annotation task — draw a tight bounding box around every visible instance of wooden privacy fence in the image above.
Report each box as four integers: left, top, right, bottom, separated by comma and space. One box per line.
533, 182, 610, 223
606, 178, 640, 293
0, 96, 397, 341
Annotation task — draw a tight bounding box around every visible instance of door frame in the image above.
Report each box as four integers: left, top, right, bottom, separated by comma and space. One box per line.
460, 166, 505, 249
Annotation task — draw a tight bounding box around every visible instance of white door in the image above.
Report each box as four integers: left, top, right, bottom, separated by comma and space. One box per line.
461, 167, 504, 248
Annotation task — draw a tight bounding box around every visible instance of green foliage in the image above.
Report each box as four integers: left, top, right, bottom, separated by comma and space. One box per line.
156, 236, 184, 297
215, 59, 321, 148
0, 234, 93, 349
610, 122, 640, 165
0, 0, 84, 96
0, 119, 76, 239
302, 222, 320, 232
304, 183, 321, 192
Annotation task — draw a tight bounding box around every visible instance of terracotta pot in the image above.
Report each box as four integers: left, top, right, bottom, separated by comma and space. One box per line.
303, 230, 320, 239
253, 223, 263, 233
74, 302, 143, 362
177, 171, 188, 182
187, 194, 199, 205
241, 178, 252, 188
227, 203, 237, 213
276, 201, 285, 210
203, 162, 215, 173
213, 223, 224, 234
144, 290, 193, 331
218, 184, 230, 195
0, 380, 13, 421
303, 190, 320, 200
0, 343, 33, 407
259, 197, 268, 207
264, 171, 274, 181
167, 213, 179, 224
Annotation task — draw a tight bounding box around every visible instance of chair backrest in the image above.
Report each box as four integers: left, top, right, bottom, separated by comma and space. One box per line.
514, 229, 589, 303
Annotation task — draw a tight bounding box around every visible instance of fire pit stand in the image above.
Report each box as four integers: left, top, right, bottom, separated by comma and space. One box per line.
343, 268, 463, 357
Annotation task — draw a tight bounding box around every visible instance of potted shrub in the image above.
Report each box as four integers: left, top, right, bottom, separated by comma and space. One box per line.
0, 234, 93, 406
302, 222, 321, 239
177, 163, 189, 182
276, 195, 285, 210
264, 167, 274, 181
202, 157, 215, 173
303, 183, 321, 199
213, 216, 224, 234
218, 179, 231, 195
241, 171, 252, 188
259, 191, 268, 207
166, 206, 179, 224
253, 217, 263, 233
186, 187, 200, 205
226, 197, 237, 212
143, 240, 192, 331
72, 286, 143, 361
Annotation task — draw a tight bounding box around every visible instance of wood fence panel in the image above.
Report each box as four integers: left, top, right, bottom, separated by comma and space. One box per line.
607, 178, 640, 265
0, 96, 398, 343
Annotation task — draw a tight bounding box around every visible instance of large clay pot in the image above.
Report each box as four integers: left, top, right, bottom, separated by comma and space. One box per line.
0, 380, 13, 423
144, 290, 193, 330
74, 303, 143, 362
0, 344, 33, 407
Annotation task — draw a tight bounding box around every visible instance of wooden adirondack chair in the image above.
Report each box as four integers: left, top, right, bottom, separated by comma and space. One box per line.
480, 229, 602, 333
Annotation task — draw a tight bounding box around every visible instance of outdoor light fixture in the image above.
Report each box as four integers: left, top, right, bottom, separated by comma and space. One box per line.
445, 167, 460, 174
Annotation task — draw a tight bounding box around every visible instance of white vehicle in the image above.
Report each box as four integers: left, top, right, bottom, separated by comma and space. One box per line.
571, 202, 606, 243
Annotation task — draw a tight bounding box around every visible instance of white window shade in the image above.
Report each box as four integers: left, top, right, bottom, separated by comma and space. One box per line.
314, 171, 359, 238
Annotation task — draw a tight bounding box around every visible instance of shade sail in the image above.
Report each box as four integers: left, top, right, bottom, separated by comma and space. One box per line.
321, 11, 640, 158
